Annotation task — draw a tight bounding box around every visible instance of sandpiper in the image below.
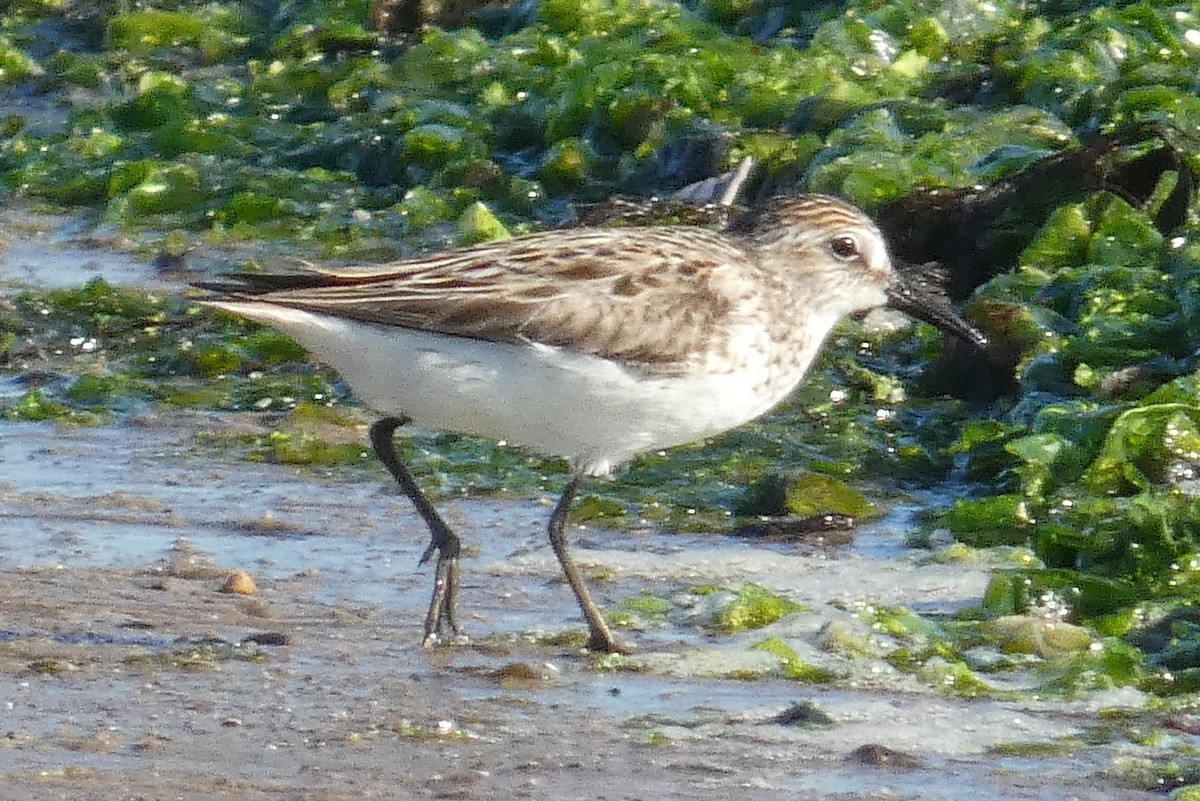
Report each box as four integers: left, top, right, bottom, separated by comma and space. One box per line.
197, 194, 984, 653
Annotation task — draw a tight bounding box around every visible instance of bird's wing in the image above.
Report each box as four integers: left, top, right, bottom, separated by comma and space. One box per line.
199, 227, 753, 367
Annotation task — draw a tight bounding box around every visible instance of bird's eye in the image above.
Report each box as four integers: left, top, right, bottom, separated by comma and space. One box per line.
829, 235, 860, 260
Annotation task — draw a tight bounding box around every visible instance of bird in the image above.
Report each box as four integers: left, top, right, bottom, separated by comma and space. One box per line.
196, 194, 985, 654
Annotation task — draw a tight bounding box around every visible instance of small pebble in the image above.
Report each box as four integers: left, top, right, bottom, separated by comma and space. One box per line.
222, 572, 258, 595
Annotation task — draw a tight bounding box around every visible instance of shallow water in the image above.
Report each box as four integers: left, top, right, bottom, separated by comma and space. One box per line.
0, 209, 161, 290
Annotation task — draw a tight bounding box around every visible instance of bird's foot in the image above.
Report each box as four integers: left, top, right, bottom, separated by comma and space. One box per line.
421, 553, 464, 646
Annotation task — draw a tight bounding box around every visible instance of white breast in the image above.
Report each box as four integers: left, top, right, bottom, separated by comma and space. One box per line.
208, 303, 834, 476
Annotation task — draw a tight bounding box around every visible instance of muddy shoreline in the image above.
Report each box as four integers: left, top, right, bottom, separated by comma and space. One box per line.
0, 417, 1157, 800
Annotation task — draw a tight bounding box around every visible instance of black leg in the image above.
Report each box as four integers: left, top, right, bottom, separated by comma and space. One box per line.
548, 475, 631, 654
369, 417, 463, 646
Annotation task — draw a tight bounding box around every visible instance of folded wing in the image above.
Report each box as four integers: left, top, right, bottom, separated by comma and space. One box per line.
199, 227, 751, 368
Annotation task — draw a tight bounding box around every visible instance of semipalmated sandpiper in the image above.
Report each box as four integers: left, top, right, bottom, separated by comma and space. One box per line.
198, 194, 984, 653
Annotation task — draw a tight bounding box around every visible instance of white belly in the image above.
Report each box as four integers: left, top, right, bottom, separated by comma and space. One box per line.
209, 304, 817, 476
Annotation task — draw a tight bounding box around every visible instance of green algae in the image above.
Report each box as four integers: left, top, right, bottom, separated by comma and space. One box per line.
257, 429, 372, 467
2, 388, 71, 421
107, 8, 254, 62
752, 637, 838, 683
935, 494, 1032, 548
640, 731, 674, 747
982, 615, 1093, 659
620, 593, 672, 620
930, 194, 1200, 690
124, 638, 269, 671
856, 597, 1150, 698
0, 35, 40, 86
987, 740, 1078, 758
736, 471, 879, 519
917, 658, 1000, 699
0, 279, 339, 421
608, 592, 673, 630
704, 584, 805, 634
455, 200, 511, 245
816, 618, 873, 658
7, 0, 1168, 240
569, 494, 628, 523
856, 602, 1106, 697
